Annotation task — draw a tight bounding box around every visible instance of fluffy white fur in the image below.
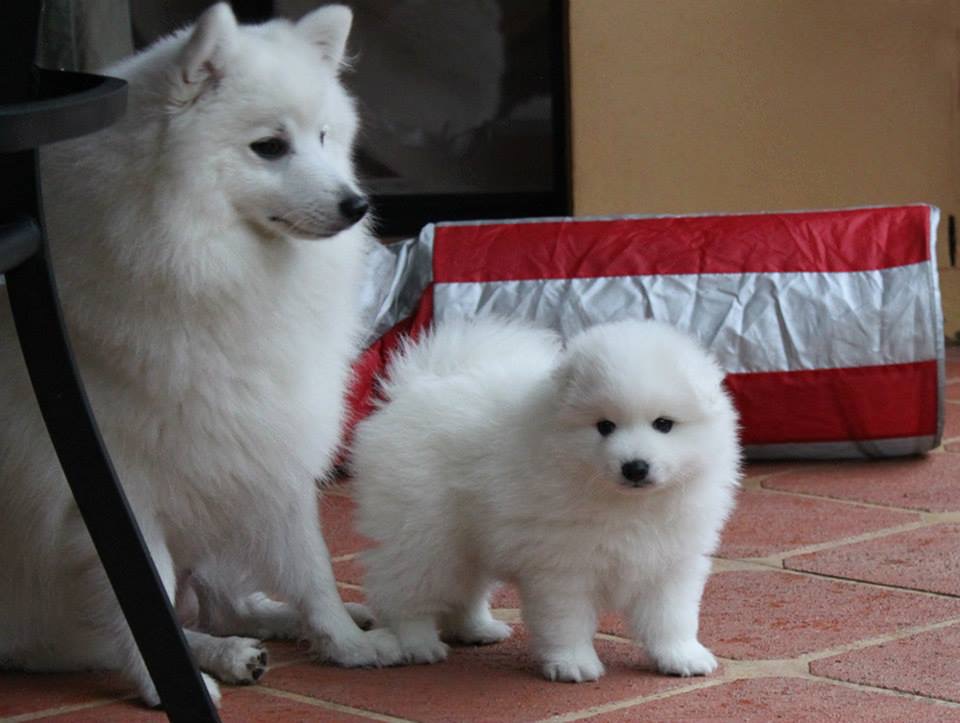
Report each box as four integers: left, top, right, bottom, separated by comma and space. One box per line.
352, 317, 741, 682
0, 3, 400, 707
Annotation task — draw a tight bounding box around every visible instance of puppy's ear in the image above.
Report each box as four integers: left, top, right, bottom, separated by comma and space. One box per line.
172, 3, 237, 103
296, 4, 353, 67
690, 352, 729, 413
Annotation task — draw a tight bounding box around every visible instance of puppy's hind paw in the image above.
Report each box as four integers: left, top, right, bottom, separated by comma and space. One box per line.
444, 618, 513, 646
323, 628, 403, 668
651, 640, 718, 677
400, 637, 449, 665
541, 648, 605, 683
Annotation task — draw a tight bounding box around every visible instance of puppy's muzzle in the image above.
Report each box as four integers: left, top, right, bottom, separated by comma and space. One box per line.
620, 459, 652, 488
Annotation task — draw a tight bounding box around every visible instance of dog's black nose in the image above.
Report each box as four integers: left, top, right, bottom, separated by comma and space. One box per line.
338, 194, 369, 223
621, 459, 650, 485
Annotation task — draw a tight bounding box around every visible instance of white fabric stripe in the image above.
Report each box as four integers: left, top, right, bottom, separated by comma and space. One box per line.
432, 264, 938, 375
746, 436, 937, 460
360, 227, 435, 345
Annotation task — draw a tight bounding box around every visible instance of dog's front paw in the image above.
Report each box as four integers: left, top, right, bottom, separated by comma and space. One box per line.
323, 628, 402, 667
650, 640, 718, 677
210, 637, 268, 685
541, 648, 605, 683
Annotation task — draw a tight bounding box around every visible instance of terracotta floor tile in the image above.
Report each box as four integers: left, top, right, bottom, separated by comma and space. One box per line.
785, 522, 960, 596
267, 640, 313, 666
717, 489, 918, 559
946, 350, 960, 382
0, 670, 129, 717
810, 622, 960, 704
264, 628, 693, 722
762, 455, 960, 512
337, 583, 366, 606
684, 570, 960, 660
585, 677, 960, 722
332, 554, 365, 585
491, 584, 521, 609
945, 404, 960, 440
320, 494, 373, 558
947, 383, 960, 402
36, 687, 373, 722
742, 461, 800, 479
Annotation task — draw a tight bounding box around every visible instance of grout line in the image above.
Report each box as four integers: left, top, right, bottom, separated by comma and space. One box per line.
752, 481, 939, 514
710, 557, 779, 573
806, 672, 960, 709
254, 685, 415, 722
797, 615, 960, 663
536, 677, 730, 723
773, 564, 960, 600
739, 519, 941, 565
0, 695, 137, 722
726, 560, 960, 601
332, 551, 360, 563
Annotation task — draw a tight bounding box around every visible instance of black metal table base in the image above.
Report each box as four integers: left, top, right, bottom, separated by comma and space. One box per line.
1, 3, 218, 721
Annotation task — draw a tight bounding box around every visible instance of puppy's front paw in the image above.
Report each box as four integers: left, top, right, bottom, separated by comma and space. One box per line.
541, 648, 605, 683
323, 628, 402, 668
651, 640, 718, 677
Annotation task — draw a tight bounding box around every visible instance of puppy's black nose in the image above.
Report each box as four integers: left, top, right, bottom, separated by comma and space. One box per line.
338, 194, 369, 223
621, 459, 650, 485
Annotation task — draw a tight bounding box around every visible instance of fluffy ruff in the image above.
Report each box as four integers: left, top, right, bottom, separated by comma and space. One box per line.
352, 317, 741, 682
0, 3, 400, 707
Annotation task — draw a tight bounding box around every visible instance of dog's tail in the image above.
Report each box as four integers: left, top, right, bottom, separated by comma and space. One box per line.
380, 315, 560, 400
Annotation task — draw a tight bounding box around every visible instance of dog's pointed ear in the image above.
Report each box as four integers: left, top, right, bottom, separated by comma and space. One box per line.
174, 3, 237, 100
296, 4, 353, 67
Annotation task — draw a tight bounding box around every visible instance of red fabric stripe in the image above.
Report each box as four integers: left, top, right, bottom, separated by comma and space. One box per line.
343, 286, 435, 445
728, 360, 939, 445
432, 206, 931, 283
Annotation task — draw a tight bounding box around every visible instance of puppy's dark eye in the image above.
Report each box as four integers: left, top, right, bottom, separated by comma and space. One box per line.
652, 417, 674, 434
596, 419, 616, 437
250, 137, 290, 159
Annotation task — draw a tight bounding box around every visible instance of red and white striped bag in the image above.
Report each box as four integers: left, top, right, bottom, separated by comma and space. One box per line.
352, 205, 945, 459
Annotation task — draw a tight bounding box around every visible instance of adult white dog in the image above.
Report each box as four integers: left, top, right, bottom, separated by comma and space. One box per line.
0, 3, 398, 707
352, 317, 741, 682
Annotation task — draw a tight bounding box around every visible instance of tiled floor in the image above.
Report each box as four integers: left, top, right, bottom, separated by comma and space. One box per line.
3, 350, 960, 722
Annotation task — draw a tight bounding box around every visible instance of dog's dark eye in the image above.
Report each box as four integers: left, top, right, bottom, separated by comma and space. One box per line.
250, 137, 290, 160
596, 419, 616, 437
652, 417, 674, 434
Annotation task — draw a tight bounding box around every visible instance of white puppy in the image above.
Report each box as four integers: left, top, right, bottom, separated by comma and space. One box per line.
351, 317, 740, 682
0, 3, 399, 707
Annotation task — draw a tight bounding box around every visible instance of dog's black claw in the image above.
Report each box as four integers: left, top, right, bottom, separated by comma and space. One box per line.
258, 651, 268, 666
252, 667, 264, 681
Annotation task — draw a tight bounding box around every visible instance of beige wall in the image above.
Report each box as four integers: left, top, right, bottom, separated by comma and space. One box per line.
568, 0, 960, 338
